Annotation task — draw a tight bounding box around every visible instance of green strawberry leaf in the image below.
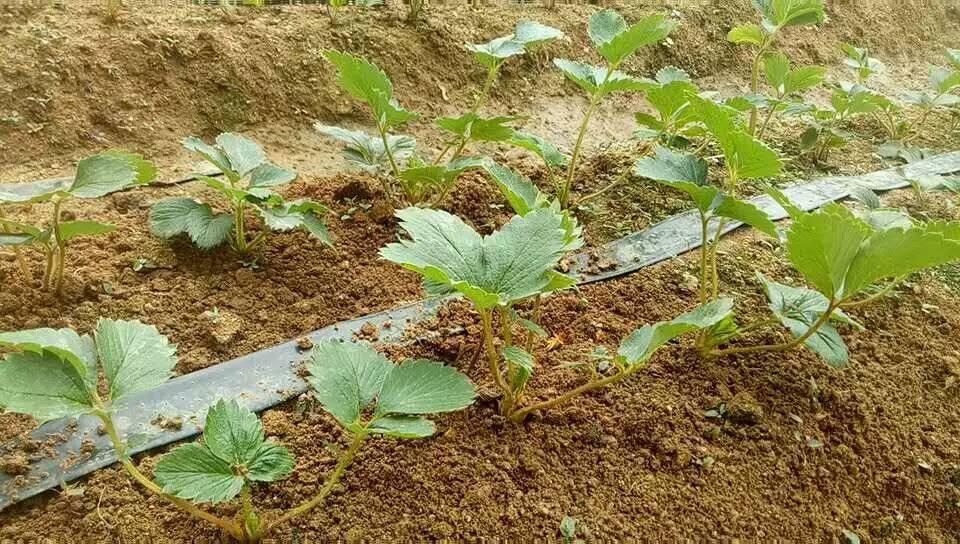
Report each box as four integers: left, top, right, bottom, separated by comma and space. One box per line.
760, 274, 851, 367
96, 319, 177, 402
380, 207, 582, 308
367, 415, 435, 438
0, 327, 97, 385
508, 132, 568, 169
0, 179, 67, 204
618, 298, 733, 366
728, 23, 768, 46
591, 11, 677, 66
149, 197, 235, 250
375, 359, 476, 416
0, 350, 96, 423
59, 220, 117, 241
786, 204, 873, 299
155, 442, 244, 503
307, 340, 393, 430
315, 124, 416, 173
69, 153, 141, 199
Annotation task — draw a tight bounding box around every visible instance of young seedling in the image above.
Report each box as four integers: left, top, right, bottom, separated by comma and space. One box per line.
633, 67, 706, 148
840, 43, 885, 85
318, 23, 562, 206
153, 340, 475, 542
904, 49, 960, 141
149, 133, 331, 255
381, 205, 581, 419
902, 171, 960, 207
706, 193, 960, 366
837, 44, 909, 142
0, 324, 474, 543
727, 0, 826, 135
752, 52, 827, 140
553, 9, 677, 208
795, 82, 885, 164
0, 151, 155, 293
634, 146, 780, 307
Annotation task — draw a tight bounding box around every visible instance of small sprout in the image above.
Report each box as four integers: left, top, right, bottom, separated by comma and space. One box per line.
806, 436, 824, 449
130, 257, 157, 272
559, 515, 584, 544
842, 529, 862, 544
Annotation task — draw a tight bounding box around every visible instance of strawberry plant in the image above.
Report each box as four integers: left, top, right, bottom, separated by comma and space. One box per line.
705, 193, 960, 366
633, 67, 706, 148
837, 44, 909, 141
904, 49, 960, 140
795, 82, 888, 164
635, 146, 779, 307
728, 0, 826, 135
0, 151, 155, 293
840, 43, 885, 86
149, 133, 331, 255
750, 52, 826, 140
0, 323, 474, 543
318, 23, 561, 206
553, 9, 677, 208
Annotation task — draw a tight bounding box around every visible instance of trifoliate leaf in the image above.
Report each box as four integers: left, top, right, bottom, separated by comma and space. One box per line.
643, 79, 700, 127
381, 207, 582, 308
759, 274, 849, 367
315, 124, 416, 173
307, 340, 393, 429
155, 443, 243, 503
466, 37, 526, 69
592, 12, 677, 66
149, 197, 235, 250
367, 415, 435, 438
69, 153, 140, 199
96, 319, 177, 402
786, 204, 872, 299
59, 220, 117, 241
435, 114, 523, 143
0, 351, 95, 423
375, 359, 476, 416
256, 200, 332, 246
553, 59, 645, 97
728, 23, 767, 46
0, 328, 97, 385
618, 299, 733, 366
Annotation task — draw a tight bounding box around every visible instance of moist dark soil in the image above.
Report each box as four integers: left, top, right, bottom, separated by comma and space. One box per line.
1, 0, 960, 542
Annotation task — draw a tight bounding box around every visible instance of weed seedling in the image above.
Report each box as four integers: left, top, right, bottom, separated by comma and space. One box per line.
0, 325, 474, 543
149, 133, 331, 255
0, 151, 155, 293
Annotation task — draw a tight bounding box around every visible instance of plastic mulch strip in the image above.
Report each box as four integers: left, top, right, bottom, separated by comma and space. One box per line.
1, 151, 959, 510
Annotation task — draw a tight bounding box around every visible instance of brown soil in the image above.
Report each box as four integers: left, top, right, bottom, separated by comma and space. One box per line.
1, 0, 960, 542
4, 221, 960, 542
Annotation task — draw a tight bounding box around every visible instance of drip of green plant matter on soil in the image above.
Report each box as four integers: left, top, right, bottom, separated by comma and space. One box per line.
0, 151, 156, 294
149, 133, 332, 255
